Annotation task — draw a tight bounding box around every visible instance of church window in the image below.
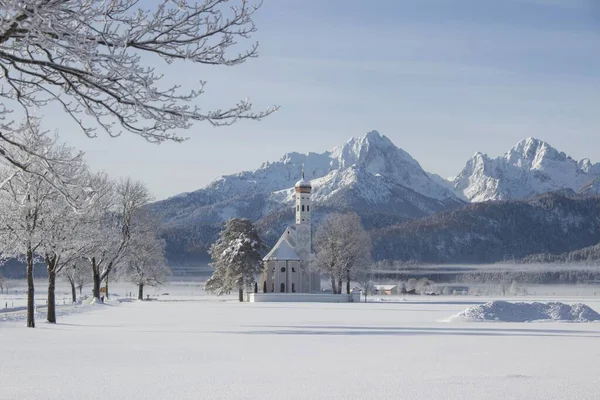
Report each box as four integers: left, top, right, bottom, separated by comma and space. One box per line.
281, 267, 286, 273
307, 205, 310, 212
292, 283, 296, 293
272, 283, 274, 292
280, 283, 285, 293
297, 205, 299, 211
292, 267, 296, 273
302, 205, 305, 212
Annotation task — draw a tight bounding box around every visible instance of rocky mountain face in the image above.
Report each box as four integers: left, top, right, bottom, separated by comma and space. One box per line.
150, 131, 464, 267
372, 192, 600, 264
452, 138, 600, 202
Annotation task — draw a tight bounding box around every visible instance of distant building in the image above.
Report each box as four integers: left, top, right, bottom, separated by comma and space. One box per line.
261, 172, 321, 293
373, 285, 398, 295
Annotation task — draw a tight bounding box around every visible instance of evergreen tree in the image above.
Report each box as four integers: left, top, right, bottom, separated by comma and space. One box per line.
206, 219, 267, 302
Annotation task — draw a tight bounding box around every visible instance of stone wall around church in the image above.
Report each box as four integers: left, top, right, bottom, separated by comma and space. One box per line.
248, 292, 361, 303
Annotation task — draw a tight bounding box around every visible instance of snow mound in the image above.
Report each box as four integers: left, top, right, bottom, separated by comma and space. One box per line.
447, 301, 600, 323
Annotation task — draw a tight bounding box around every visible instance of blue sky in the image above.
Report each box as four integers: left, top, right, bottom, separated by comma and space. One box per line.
53, 0, 600, 199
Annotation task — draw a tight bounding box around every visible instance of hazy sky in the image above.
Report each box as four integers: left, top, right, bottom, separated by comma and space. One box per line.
48, 0, 600, 200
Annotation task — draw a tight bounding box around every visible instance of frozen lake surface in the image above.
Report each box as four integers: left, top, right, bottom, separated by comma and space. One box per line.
1, 283, 600, 400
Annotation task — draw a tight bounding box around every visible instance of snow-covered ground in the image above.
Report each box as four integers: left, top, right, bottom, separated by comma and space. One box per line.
2, 283, 600, 400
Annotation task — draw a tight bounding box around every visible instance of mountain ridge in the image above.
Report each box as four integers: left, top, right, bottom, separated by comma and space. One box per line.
451, 137, 600, 202
150, 132, 600, 268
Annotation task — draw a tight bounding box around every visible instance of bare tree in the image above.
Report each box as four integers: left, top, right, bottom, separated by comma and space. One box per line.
85, 178, 152, 302
355, 263, 375, 303
0, 128, 86, 327
119, 218, 171, 300
313, 213, 372, 294
0, 0, 276, 176
63, 258, 91, 303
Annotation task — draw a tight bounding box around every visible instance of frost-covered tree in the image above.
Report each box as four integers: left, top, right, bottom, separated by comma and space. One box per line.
314, 213, 372, 294
84, 178, 152, 302
0, 0, 275, 178
63, 258, 91, 303
119, 216, 170, 300
0, 128, 88, 327
354, 262, 375, 303
40, 169, 101, 322
206, 218, 266, 302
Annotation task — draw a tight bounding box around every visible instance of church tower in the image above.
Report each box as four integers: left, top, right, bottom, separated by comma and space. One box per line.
294, 170, 312, 255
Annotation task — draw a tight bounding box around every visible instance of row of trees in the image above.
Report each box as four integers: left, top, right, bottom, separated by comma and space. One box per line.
0, 126, 169, 327
206, 213, 375, 300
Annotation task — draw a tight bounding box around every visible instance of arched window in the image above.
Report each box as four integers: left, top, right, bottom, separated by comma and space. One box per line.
281, 267, 286, 273
302, 205, 305, 212
297, 205, 299, 211
292, 283, 296, 293
292, 267, 296, 273
280, 283, 285, 293
307, 205, 310, 212
271, 283, 274, 292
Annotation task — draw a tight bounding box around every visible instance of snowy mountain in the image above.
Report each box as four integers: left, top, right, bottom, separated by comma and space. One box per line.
150, 131, 464, 263
152, 131, 463, 224
452, 138, 600, 202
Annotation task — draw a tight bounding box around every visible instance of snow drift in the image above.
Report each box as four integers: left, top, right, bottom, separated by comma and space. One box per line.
447, 301, 600, 323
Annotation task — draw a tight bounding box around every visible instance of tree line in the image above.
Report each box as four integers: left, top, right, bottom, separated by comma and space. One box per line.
0, 0, 272, 326
0, 126, 169, 327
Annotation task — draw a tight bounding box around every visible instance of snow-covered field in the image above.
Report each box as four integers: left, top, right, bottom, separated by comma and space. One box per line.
2, 282, 600, 400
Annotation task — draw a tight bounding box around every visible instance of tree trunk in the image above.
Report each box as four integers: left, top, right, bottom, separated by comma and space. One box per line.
78, 285, 83, 296
104, 276, 109, 300
346, 274, 350, 295
330, 276, 337, 294
47, 268, 57, 323
92, 258, 102, 302
337, 278, 343, 295
26, 244, 35, 328
238, 286, 244, 302
69, 278, 77, 303
138, 283, 144, 300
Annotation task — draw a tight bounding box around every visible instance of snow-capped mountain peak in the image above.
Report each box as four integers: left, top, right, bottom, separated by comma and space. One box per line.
504, 137, 569, 169
152, 131, 465, 229
453, 138, 600, 202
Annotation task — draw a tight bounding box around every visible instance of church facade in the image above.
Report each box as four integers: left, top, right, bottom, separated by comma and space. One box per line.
261, 173, 321, 293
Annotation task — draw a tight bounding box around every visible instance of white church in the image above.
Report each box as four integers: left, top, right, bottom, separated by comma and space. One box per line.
260, 172, 321, 293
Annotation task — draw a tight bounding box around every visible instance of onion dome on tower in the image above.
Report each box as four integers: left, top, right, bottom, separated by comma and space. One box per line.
294, 169, 312, 193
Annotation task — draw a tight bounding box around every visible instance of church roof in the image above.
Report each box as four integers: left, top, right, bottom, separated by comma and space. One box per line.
263, 226, 301, 261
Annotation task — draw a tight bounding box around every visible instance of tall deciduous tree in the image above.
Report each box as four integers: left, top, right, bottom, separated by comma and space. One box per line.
206, 218, 266, 302
86, 178, 152, 301
40, 169, 101, 323
0, 127, 87, 327
119, 215, 171, 300
314, 213, 372, 294
0, 0, 275, 177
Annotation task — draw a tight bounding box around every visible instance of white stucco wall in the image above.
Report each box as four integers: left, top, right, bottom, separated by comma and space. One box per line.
248, 293, 361, 303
